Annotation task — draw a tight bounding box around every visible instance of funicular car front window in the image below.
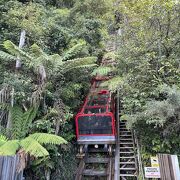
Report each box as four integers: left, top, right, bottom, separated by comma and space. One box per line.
78, 115, 112, 135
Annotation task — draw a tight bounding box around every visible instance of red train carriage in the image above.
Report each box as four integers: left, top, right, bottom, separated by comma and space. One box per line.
75, 77, 116, 153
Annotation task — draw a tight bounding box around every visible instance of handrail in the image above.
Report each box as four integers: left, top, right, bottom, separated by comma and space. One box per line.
114, 90, 120, 180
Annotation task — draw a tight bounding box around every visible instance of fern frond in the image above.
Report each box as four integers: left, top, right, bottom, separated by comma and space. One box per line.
0, 140, 19, 156
21, 107, 38, 138
3, 40, 33, 62
62, 41, 86, 61
0, 50, 15, 62
91, 66, 115, 76
103, 52, 116, 59
28, 133, 67, 145
63, 57, 97, 72
20, 137, 49, 157
0, 135, 8, 146
102, 76, 123, 91
30, 44, 45, 57
10, 106, 24, 139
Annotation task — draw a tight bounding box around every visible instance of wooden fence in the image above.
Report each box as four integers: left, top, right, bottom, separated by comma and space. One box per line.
0, 155, 24, 180
158, 154, 180, 180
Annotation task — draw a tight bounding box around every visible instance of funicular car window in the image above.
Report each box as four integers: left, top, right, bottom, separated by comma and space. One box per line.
87, 94, 109, 106
87, 99, 108, 106
78, 116, 112, 135
84, 107, 106, 114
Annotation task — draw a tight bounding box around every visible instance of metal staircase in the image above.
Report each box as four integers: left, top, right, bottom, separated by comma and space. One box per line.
119, 120, 138, 180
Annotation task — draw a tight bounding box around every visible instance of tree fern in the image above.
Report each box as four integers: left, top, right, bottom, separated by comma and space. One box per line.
0, 132, 67, 157
62, 41, 87, 61
30, 44, 45, 57
63, 56, 97, 72
91, 66, 115, 76
11, 106, 37, 139
20, 137, 49, 157
21, 107, 38, 138
0, 51, 15, 62
102, 76, 123, 91
3, 40, 33, 63
11, 106, 24, 139
28, 133, 67, 145
0, 135, 8, 146
20, 133, 67, 157
0, 140, 19, 156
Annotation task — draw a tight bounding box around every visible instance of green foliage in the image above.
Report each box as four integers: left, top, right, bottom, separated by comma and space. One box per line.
11, 106, 37, 139
21, 137, 49, 157
111, 0, 180, 160
0, 0, 115, 179
91, 66, 114, 76
0, 133, 67, 157
0, 135, 8, 146
0, 140, 20, 156
102, 76, 123, 92
28, 133, 67, 145
63, 56, 97, 73
62, 40, 88, 61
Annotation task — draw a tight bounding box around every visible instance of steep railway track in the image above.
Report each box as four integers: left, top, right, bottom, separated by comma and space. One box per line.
75, 35, 139, 180
75, 148, 114, 180
75, 37, 117, 180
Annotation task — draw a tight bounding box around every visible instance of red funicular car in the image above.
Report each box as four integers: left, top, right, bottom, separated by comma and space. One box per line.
75, 77, 116, 152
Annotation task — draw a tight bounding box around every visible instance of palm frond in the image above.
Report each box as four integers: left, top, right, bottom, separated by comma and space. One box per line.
20, 137, 49, 157
0, 140, 19, 156
28, 133, 67, 145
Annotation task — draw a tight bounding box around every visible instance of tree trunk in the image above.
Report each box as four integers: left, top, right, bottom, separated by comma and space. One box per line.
45, 169, 51, 180
16, 30, 26, 69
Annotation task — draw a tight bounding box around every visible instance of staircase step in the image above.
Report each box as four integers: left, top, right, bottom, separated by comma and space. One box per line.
121, 120, 127, 122
120, 131, 131, 133
120, 156, 135, 159
85, 158, 109, 164
120, 135, 132, 137
119, 128, 129, 131
83, 169, 107, 176
119, 147, 134, 149
120, 152, 134, 154
120, 126, 127, 128
120, 162, 136, 165
119, 141, 134, 146
120, 138, 133, 141
120, 168, 136, 170
120, 174, 137, 177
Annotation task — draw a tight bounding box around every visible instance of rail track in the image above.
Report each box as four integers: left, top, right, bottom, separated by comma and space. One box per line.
75, 35, 139, 180
75, 147, 115, 180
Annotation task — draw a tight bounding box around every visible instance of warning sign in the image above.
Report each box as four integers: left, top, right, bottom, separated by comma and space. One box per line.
151, 156, 159, 167
144, 167, 161, 178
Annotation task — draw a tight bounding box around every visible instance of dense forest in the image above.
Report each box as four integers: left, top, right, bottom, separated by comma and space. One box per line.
0, 0, 179, 179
